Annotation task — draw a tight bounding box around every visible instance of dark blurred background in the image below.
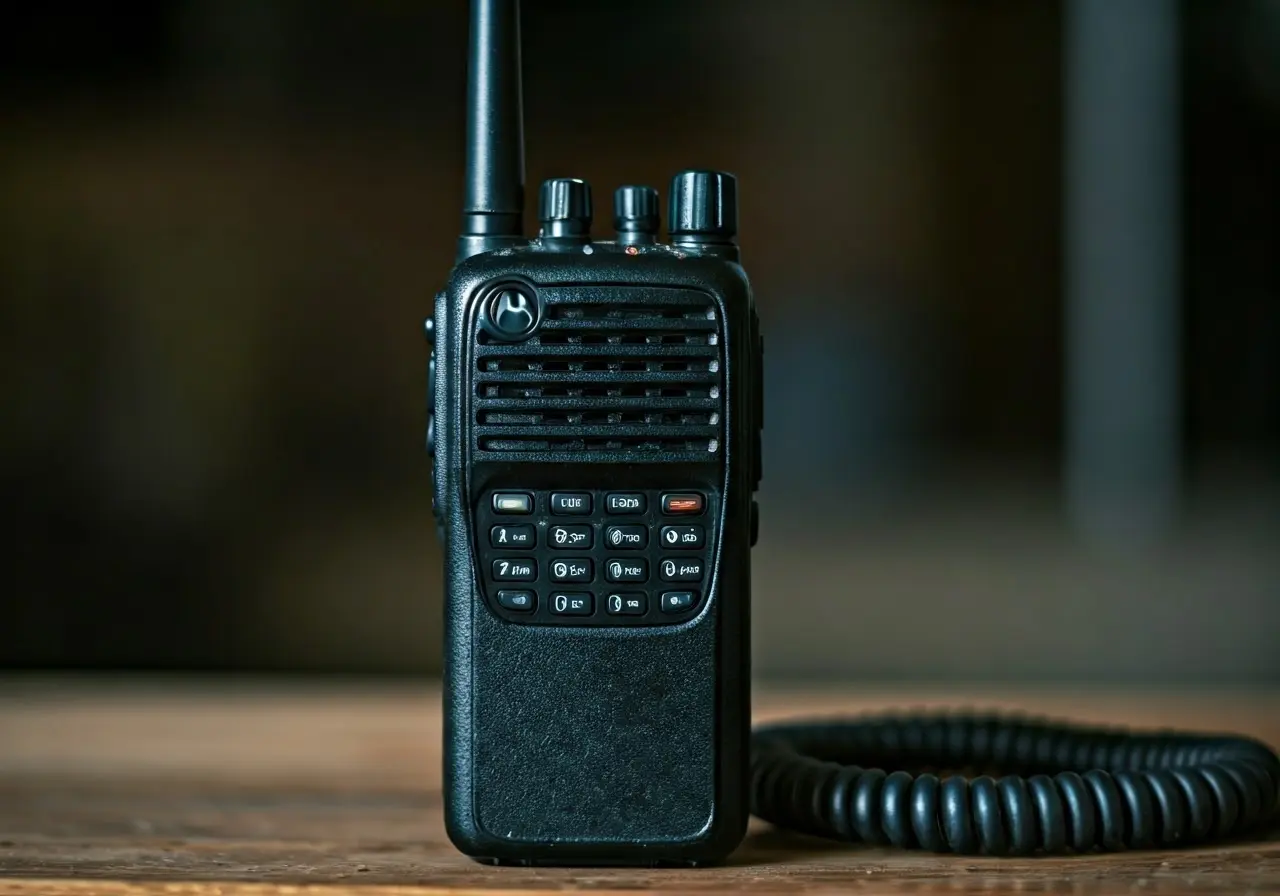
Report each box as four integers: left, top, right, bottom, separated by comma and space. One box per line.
2, 0, 1276, 683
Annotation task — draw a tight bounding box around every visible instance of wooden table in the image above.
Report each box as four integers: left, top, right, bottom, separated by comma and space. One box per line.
1, 678, 1277, 894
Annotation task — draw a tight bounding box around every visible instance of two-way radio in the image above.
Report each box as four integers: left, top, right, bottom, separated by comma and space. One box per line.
427, 0, 1277, 867
427, 0, 759, 866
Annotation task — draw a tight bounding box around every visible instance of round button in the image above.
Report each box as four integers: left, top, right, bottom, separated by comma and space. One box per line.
480, 281, 540, 342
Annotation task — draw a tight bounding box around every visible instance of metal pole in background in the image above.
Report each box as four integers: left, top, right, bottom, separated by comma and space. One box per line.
1064, 0, 1181, 543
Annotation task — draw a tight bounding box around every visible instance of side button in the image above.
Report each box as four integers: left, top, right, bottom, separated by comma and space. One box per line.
750, 499, 760, 547
427, 353, 436, 412
426, 415, 436, 455
497, 590, 535, 612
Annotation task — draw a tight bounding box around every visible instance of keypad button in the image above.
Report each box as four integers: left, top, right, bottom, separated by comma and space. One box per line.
606, 592, 647, 616
493, 492, 532, 514
659, 525, 704, 549
550, 592, 593, 616
604, 525, 648, 550
605, 493, 646, 514
659, 558, 704, 582
550, 492, 592, 515
490, 525, 535, 549
661, 493, 704, 515
497, 590, 535, 612
550, 558, 593, 583
492, 558, 536, 581
660, 591, 697, 613
549, 525, 593, 549
605, 559, 648, 583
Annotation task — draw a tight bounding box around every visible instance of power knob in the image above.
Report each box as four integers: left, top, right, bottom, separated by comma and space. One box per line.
538, 177, 592, 242
669, 170, 738, 259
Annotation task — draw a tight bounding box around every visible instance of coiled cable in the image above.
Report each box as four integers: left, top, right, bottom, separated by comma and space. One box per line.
750, 711, 1280, 854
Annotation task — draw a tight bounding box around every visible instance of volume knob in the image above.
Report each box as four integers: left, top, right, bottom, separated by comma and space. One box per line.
669, 170, 738, 246
538, 178, 592, 240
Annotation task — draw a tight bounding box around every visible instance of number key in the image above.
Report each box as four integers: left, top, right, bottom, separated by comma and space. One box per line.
549, 525, 593, 549
550, 558, 593, 583
604, 525, 647, 550
492, 559, 536, 581
658, 525, 704, 549
490, 525, 535, 548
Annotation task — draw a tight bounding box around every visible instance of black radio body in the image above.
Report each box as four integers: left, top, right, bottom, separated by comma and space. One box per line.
427, 0, 762, 867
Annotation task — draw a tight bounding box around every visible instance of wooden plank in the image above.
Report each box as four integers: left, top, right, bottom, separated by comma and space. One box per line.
1, 678, 1277, 894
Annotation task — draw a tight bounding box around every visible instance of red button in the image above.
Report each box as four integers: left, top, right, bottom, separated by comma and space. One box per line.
662, 493, 704, 515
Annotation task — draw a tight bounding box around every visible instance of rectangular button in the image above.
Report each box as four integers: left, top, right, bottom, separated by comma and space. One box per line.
550, 592, 593, 616
550, 558, 593, 583
605, 559, 648, 583
490, 525, 535, 548
550, 492, 592, 514
492, 559, 536, 581
604, 525, 648, 550
659, 525, 704, 549
549, 525, 593, 549
497, 590, 535, 612
661, 493, 704, 515
659, 558, 704, 582
660, 591, 697, 613
606, 592, 647, 616
605, 493, 646, 514
493, 492, 532, 514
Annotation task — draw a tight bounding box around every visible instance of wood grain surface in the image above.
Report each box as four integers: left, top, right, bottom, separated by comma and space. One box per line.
0, 677, 1277, 895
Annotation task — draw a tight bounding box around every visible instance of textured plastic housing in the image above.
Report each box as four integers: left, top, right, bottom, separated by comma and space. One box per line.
434, 244, 758, 865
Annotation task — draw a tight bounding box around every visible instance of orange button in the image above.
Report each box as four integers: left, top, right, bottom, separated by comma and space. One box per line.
661, 493, 704, 515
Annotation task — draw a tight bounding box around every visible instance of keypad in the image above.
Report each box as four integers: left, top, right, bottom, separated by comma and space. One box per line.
474, 487, 717, 626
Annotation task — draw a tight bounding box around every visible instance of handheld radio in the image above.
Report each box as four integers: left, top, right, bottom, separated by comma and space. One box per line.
428, 0, 1277, 868
428, 0, 759, 866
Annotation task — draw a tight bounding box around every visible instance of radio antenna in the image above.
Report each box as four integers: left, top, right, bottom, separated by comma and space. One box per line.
457, 0, 527, 261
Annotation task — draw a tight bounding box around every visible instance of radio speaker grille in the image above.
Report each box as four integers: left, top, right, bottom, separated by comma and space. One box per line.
472, 287, 723, 462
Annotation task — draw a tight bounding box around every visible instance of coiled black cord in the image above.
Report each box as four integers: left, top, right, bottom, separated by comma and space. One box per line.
750, 711, 1280, 854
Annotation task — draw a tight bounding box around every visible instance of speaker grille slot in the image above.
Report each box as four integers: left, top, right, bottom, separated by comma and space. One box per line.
472, 288, 723, 461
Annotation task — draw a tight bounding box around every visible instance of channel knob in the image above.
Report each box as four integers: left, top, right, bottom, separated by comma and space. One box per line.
538, 177, 592, 240
669, 170, 738, 245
